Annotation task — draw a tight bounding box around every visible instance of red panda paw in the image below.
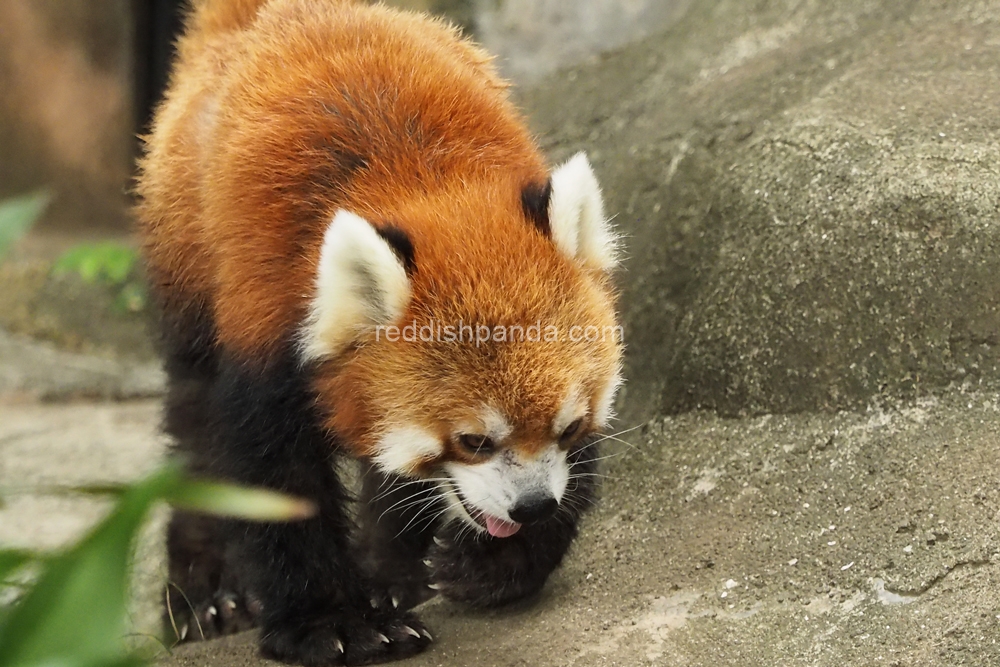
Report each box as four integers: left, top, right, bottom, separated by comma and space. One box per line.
170, 589, 261, 643
424, 527, 552, 609
259, 609, 433, 666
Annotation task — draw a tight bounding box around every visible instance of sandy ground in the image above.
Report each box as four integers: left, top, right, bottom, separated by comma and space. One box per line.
3, 388, 999, 666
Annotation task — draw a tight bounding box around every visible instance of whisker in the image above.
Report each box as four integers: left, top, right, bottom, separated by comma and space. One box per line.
413, 495, 467, 537
370, 477, 453, 504
394, 481, 470, 539
377, 485, 441, 516
393, 499, 442, 539
567, 471, 611, 479
576, 424, 643, 452
582, 451, 628, 465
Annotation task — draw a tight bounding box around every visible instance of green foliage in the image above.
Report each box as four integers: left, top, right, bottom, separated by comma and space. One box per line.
167, 480, 316, 521
52, 242, 148, 313
0, 468, 177, 667
0, 191, 50, 262
0, 551, 35, 585
52, 243, 137, 285
0, 464, 315, 667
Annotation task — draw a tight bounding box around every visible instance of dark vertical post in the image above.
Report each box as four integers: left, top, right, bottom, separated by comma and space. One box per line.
133, 0, 187, 136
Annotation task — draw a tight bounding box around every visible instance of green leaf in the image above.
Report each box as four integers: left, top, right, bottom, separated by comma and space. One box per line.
0, 191, 50, 261
0, 465, 183, 667
0, 550, 35, 584
167, 480, 316, 522
52, 243, 137, 286
15, 478, 313, 521
0, 463, 311, 667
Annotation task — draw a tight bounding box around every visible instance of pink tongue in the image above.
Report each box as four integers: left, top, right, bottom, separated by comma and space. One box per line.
484, 514, 522, 538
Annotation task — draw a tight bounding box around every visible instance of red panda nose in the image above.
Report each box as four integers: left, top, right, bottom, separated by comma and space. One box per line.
508, 495, 559, 524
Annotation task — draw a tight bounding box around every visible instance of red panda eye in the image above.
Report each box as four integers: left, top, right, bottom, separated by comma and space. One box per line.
457, 434, 497, 457
560, 418, 585, 443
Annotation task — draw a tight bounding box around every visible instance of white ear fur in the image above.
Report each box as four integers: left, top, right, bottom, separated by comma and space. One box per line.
548, 152, 619, 272
300, 210, 411, 361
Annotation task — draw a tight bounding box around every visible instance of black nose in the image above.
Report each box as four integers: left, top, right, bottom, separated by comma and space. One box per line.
508, 495, 558, 524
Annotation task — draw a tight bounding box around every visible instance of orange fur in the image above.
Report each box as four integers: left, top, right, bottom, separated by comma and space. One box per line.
137, 0, 621, 461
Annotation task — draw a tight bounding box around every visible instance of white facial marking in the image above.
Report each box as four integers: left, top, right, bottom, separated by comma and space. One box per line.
372, 425, 442, 476
300, 210, 411, 361
552, 384, 588, 437
593, 368, 624, 429
444, 445, 570, 530
478, 405, 513, 442
549, 152, 620, 272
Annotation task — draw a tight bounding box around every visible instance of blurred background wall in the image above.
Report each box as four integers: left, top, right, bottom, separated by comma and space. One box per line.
0, 0, 685, 233
0, 0, 137, 231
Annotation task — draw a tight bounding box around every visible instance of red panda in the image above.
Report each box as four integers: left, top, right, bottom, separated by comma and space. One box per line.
136, 0, 623, 664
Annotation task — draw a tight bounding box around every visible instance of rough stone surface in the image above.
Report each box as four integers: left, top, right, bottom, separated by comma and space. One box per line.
521, 0, 1000, 419
0, 400, 168, 639
157, 389, 1000, 666
0, 257, 157, 364
7, 393, 999, 666
473, 0, 691, 83
0, 245, 161, 401
0, 329, 164, 401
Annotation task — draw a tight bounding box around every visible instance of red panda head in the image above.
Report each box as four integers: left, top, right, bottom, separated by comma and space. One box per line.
302, 153, 623, 537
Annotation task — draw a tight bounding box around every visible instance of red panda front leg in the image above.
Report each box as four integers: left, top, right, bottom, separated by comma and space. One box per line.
425, 440, 601, 608
211, 350, 433, 666
157, 303, 262, 640
354, 463, 441, 611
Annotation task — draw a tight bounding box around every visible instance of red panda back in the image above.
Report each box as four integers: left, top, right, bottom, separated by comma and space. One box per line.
188, 0, 278, 36
137, 0, 546, 357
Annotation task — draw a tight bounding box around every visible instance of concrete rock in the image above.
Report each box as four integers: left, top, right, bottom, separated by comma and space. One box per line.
522, 0, 1000, 418
0, 400, 168, 638
161, 389, 1000, 666
0, 328, 165, 400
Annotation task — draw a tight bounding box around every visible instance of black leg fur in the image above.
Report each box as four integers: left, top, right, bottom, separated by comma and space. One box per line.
354, 462, 441, 611
165, 512, 259, 641
159, 307, 259, 642
208, 351, 432, 666
427, 440, 600, 608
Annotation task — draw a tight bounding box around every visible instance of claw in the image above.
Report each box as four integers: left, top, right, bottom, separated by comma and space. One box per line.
427, 583, 442, 591
224, 599, 237, 611
334, 639, 344, 654
403, 625, 421, 639
433, 536, 447, 549
206, 605, 217, 618
370, 597, 379, 609
422, 559, 433, 568
420, 628, 433, 641
391, 595, 400, 609
378, 632, 391, 644
179, 623, 189, 641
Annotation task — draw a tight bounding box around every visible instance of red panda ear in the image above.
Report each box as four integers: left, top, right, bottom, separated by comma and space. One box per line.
299, 210, 412, 361
548, 152, 620, 272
